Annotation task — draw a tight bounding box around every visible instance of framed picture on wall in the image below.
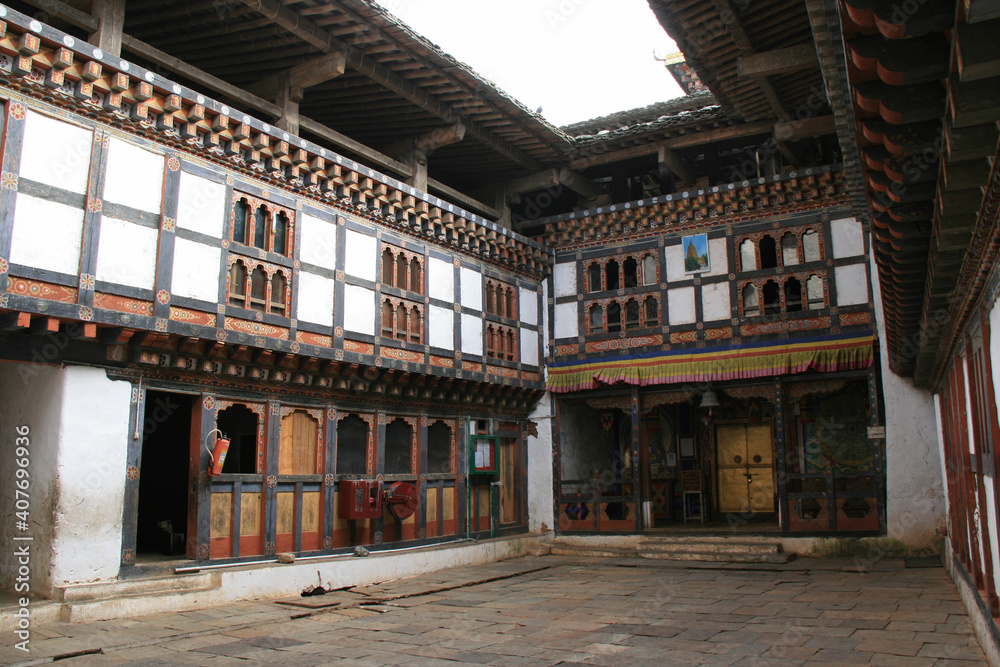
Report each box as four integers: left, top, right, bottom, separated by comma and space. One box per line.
679, 435, 696, 459
682, 233, 710, 273
469, 435, 498, 474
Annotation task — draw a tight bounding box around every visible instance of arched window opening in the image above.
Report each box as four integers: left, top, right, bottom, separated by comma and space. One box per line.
588, 263, 602, 292
270, 271, 287, 316
625, 299, 640, 329
382, 248, 394, 285
505, 288, 515, 320
623, 257, 638, 288
252, 205, 267, 250
228, 261, 247, 307
486, 325, 497, 358
505, 330, 515, 361
742, 284, 760, 317
396, 254, 407, 291
759, 235, 777, 269
803, 229, 821, 262
485, 283, 496, 314
395, 303, 408, 340
273, 211, 289, 256
427, 421, 452, 474
606, 259, 620, 290
279, 410, 319, 475
336, 414, 368, 475
785, 277, 803, 312
763, 280, 781, 315
740, 239, 757, 272
806, 275, 825, 310
232, 198, 249, 245
216, 404, 259, 474
384, 419, 413, 475
607, 301, 622, 333
642, 254, 657, 286
589, 303, 604, 334
644, 296, 658, 326
781, 233, 799, 266
249, 266, 267, 311
410, 257, 422, 294
381, 300, 394, 337
409, 306, 421, 342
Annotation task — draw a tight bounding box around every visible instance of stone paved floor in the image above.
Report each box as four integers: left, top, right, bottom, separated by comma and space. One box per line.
0, 555, 988, 666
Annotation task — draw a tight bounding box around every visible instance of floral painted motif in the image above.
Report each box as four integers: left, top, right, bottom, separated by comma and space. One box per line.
156, 290, 170, 304
203, 395, 216, 411
1, 171, 18, 190
126, 465, 139, 480
87, 197, 102, 212
0, 257, 7, 274
9, 103, 25, 120
78, 306, 93, 321
161, 217, 175, 232
79, 274, 95, 290
166, 156, 180, 171
154, 318, 168, 332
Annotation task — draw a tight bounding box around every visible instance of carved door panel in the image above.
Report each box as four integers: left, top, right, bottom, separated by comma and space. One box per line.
716, 422, 775, 514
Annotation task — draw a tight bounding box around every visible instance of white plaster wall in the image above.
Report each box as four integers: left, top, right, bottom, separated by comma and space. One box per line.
171, 238, 221, 303
461, 313, 482, 356
520, 327, 539, 366
665, 244, 685, 283
527, 393, 555, 533
298, 214, 337, 268
831, 217, 865, 259
701, 282, 731, 322
102, 137, 164, 213
342, 285, 375, 335
706, 237, 729, 277
553, 262, 576, 297
835, 263, 869, 306
19, 110, 93, 194
460, 267, 483, 311
176, 170, 226, 238
668, 286, 696, 325
9, 194, 85, 275
95, 217, 159, 290
519, 287, 538, 325
554, 302, 578, 339
343, 229, 376, 281
427, 257, 454, 302
295, 271, 335, 326
0, 365, 130, 594
869, 253, 946, 548
428, 304, 454, 350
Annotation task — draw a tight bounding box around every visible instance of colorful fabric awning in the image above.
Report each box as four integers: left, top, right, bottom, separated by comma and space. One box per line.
547, 332, 875, 393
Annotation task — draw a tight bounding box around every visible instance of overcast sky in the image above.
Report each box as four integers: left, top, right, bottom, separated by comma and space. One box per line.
373, 0, 684, 127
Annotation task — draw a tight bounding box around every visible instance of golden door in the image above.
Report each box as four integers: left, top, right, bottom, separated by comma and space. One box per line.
715, 422, 775, 514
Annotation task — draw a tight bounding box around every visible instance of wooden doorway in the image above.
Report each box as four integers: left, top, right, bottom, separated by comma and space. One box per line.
499, 435, 520, 525
716, 422, 775, 514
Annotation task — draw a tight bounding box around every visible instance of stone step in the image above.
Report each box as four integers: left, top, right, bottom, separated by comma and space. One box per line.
55, 572, 217, 602
548, 544, 637, 559
639, 550, 792, 564
59, 584, 221, 623
640, 541, 783, 556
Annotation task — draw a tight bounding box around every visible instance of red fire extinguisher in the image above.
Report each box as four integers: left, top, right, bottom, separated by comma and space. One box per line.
205, 429, 230, 477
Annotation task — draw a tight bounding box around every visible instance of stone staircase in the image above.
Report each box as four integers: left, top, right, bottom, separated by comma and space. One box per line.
53, 572, 221, 622
548, 536, 794, 564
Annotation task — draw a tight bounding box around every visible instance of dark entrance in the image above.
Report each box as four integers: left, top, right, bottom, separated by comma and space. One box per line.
136, 391, 193, 557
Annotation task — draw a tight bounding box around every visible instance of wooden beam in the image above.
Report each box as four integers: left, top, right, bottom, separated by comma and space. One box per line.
568, 122, 772, 171
297, 117, 413, 177
234, 0, 545, 172
28, 316, 59, 335
274, 73, 301, 135
0, 312, 31, 331
506, 169, 560, 199
657, 147, 696, 184
557, 168, 604, 200
89, 0, 125, 57
738, 45, 818, 78
426, 178, 501, 219
773, 115, 837, 141
249, 52, 347, 99
414, 123, 467, 153
957, 18, 1000, 81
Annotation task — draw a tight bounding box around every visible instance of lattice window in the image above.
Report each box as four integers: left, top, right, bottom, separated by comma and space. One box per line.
381, 243, 424, 294
230, 192, 294, 257
226, 256, 291, 316
486, 323, 517, 361
587, 262, 602, 292
380, 296, 423, 344
485, 278, 517, 320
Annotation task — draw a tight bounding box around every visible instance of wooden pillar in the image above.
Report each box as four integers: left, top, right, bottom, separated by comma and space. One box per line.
275, 74, 304, 136
405, 149, 429, 192
90, 0, 125, 57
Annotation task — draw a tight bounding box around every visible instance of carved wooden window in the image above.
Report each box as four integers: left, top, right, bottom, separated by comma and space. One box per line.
486, 323, 517, 361
336, 414, 369, 475
216, 403, 261, 475
589, 303, 604, 333
607, 301, 622, 333
803, 229, 821, 262
641, 254, 657, 286
740, 239, 757, 272
759, 235, 778, 269
643, 295, 659, 326
381, 297, 423, 344
248, 266, 267, 311
625, 298, 641, 330
270, 271, 287, 316
279, 409, 321, 475
228, 260, 248, 307
485, 279, 517, 320
606, 259, 620, 290
806, 274, 825, 309
588, 262, 602, 292
742, 283, 760, 317
385, 418, 413, 475
381, 243, 423, 294
230, 192, 294, 257
785, 277, 803, 312
781, 233, 799, 266
624, 257, 638, 288
427, 421, 453, 474
763, 280, 781, 315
